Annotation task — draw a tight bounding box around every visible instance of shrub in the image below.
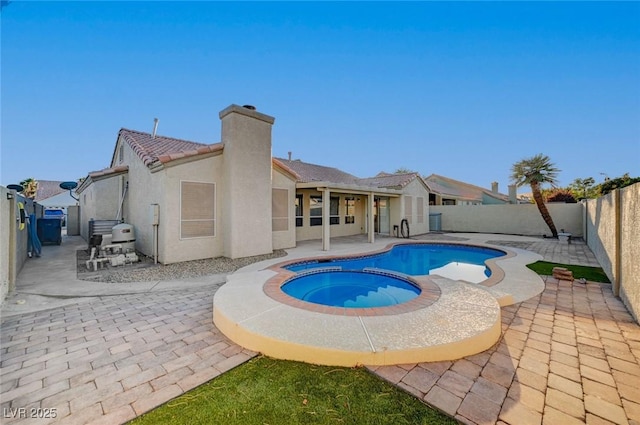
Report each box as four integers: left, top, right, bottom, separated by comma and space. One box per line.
546, 189, 577, 203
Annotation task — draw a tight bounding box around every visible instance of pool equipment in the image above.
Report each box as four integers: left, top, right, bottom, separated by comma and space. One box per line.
111, 223, 136, 252
85, 223, 139, 271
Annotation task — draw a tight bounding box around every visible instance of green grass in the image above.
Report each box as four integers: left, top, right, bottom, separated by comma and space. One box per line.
526, 261, 610, 283
128, 356, 456, 425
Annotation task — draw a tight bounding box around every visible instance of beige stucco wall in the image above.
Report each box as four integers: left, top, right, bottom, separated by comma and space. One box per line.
220, 105, 274, 259
78, 175, 123, 240
430, 203, 584, 237
586, 183, 640, 322
399, 179, 430, 236
1, 187, 13, 303
157, 157, 224, 264
66, 205, 80, 236
114, 133, 225, 264
272, 168, 297, 250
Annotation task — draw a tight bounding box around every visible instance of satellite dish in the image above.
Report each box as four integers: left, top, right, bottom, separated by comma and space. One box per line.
59, 181, 78, 190
7, 184, 24, 192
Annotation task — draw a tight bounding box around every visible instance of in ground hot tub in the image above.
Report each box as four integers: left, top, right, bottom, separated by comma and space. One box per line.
281, 269, 421, 308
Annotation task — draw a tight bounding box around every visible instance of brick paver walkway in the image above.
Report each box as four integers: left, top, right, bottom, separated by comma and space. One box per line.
0, 287, 255, 424
2, 235, 639, 425
369, 277, 640, 425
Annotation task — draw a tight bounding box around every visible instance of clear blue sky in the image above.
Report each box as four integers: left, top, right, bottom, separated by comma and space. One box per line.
2, 1, 639, 194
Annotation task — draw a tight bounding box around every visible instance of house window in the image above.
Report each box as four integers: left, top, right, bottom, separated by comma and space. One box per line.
417, 197, 424, 224
404, 196, 413, 224
272, 189, 289, 232
295, 194, 303, 227
180, 181, 215, 239
345, 197, 355, 224
443, 199, 456, 205
310, 196, 322, 226
119, 144, 124, 163
330, 196, 339, 225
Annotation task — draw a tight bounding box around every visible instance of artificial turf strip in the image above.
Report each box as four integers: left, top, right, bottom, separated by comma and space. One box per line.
526, 261, 610, 283
128, 356, 457, 425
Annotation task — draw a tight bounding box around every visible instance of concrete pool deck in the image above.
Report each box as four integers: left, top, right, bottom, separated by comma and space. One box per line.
213, 235, 547, 366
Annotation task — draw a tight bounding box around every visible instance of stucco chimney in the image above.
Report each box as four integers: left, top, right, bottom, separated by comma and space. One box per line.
508, 184, 517, 204
219, 104, 275, 259
288, 151, 292, 161
491, 182, 499, 194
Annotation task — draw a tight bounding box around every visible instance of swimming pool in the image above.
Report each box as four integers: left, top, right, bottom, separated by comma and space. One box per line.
282, 269, 421, 308
285, 243, 505, 283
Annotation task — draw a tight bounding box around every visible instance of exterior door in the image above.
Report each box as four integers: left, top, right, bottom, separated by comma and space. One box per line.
375, 197, 390, 234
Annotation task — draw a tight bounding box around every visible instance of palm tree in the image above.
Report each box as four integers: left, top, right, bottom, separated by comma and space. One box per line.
19, 177, 39, 199
510, 154, 560, 237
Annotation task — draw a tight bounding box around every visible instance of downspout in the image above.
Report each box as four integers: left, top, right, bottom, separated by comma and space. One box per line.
116, 181, 129, 222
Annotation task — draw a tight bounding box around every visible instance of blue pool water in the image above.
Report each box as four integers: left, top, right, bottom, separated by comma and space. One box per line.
281, 270, 421, 308
281, 244, 505, 308
285, 243, 504, 283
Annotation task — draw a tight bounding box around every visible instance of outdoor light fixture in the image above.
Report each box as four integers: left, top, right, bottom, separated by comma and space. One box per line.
6, 184, 23, 200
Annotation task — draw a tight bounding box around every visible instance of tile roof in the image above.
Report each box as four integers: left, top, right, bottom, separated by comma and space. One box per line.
117, 129, 223, 167
89, 165, 129, 179
357, 172, 421, 189
424, 174, 508, 202
274, 158, 360, 185
34, 180, 67, 202
274, 159, 424, 191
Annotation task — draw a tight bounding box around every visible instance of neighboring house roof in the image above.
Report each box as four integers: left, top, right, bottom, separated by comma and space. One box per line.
424, 174, 509, 202
34, 180, 66, 202
357, 172, 422, 189
274, 158, 360, 185
114, 129, 223, 168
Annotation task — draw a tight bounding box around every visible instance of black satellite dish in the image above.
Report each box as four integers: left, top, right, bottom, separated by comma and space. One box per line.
7, 184, 24, 192
60, 181, 79, 201
59, 181, 78, 190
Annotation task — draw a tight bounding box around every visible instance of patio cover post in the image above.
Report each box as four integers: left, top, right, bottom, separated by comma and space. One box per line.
322, 188, 330, 251
368, 192, 375, 243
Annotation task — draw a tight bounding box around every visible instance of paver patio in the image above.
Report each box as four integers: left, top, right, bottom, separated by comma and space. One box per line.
1, 234, 639, 424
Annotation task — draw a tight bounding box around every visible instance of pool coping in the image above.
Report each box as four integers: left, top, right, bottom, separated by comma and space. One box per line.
213, 240, 544, 366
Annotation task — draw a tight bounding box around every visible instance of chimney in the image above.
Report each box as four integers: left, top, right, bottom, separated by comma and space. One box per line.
288, 151, 292, 161
152, 118, 159, 139
219, 104, 275, 259
491, 182, 499, 194
508, 185, 517, 204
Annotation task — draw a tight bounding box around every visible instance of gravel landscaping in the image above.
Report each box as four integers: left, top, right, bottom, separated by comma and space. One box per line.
76, 249, 287, 283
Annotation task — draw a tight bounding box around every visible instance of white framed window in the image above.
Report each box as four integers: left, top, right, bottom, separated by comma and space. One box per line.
295, 194, 303, 227
345, 197, 355, 224
310, 195, 322, 226
417, 197, 424, 224
180, 181, 215, 239
330, 196, 339, 225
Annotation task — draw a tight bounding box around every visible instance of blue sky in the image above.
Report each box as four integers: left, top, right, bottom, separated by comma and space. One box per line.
2, 1, 639, 194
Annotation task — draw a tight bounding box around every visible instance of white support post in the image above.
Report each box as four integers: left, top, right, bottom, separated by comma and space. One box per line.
368, 192, 375, 244
322, 188, 330, 251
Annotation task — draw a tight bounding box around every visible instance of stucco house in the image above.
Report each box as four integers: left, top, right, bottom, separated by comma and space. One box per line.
424, 174, 516, 205
77, 104, 431, 264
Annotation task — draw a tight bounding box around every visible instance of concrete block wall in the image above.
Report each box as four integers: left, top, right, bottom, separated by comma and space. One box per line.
430, 203, 584, 237
586, 183, 640, 322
